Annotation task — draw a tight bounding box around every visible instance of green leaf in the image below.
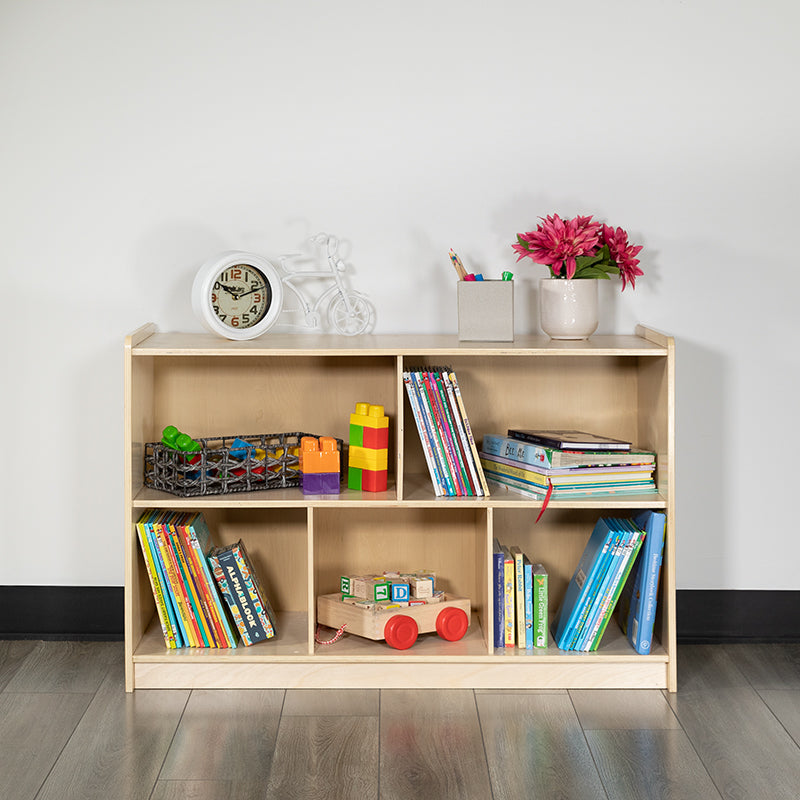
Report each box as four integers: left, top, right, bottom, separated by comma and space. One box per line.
574, 253, 604, 269
574, 266, 612, 279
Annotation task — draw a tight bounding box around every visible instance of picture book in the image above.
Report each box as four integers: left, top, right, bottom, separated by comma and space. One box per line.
507, 429, 632, 451
532, 563, 548, 648
523, 554, 534, 649
208, 540, 277, 645
482, 433, 655, 469
510, 546, 526, 648
551, 517, 617, 649
500, 544, 515, 646
617, 509, 666, 654
492, 538, 505, 649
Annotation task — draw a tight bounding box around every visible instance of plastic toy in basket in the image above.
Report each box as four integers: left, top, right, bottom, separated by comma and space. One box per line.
144, 429, 342, 497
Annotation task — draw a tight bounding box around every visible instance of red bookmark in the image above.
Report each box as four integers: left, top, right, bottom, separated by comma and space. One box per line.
535, 480, 554, 523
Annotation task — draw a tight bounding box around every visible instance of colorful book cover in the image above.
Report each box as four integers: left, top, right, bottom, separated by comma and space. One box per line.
532, 563, 548, 648
135, 510, 178, 648
483, 433, 654, 469
208, 540, 277, 645
588, 521, 645, 651
403, 372, 445, 495
152, 511, 197, 646
447, 371, 490, 496
182, 514, 239, 648
492, 538, 505, 649
144, 511, 185, 647
168, 519, 214, 647
441, 371, 483, 496
510, 546, 526, 648
422, 371, 465, 495
481, 464, 655, 497
500, 545, 515, 647
552, 517, 617, 650
412, 371, 455, 495
618, 510, 666, 654
523, 554, 534, 649
433, 370, 474, 496
573, 519, 632, 650
480, 453, 653, 487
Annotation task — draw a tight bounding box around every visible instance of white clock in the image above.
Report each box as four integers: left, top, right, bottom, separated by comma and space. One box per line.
191, 251, 284, 340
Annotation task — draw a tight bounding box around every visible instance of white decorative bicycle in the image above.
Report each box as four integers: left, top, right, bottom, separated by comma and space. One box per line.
276, 233, 375, 336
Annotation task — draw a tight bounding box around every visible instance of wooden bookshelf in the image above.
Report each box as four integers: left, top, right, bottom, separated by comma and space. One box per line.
124, 324, 676, 691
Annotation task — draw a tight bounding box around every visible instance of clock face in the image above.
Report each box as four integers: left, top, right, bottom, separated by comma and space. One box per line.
211, 263, 272, 330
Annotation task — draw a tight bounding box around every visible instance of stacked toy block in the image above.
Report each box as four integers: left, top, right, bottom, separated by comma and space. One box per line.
339, 570, 441, 609
299, 435, 340, 494
348, 402, 389, 492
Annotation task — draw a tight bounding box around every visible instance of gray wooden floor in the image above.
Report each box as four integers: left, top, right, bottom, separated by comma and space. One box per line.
1, 641, 799, 799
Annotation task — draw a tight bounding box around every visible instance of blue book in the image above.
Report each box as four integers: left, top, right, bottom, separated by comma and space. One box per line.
618, 510, 667, 654
492, 538, 505, 649
523, 555, 534, 649
552, 517, 617, 650
577, 518, 638, 651
566, 519, 629, 649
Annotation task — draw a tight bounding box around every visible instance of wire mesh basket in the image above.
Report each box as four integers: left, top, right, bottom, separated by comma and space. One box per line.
144, 432, 343, 497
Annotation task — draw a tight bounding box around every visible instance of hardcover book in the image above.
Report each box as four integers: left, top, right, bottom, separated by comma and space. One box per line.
208, 540, 277, 645
507, 429, 632, 451
532, 563, 548, 648
617, 509, 666, 654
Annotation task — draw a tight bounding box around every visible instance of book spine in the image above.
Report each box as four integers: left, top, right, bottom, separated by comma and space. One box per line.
589, 528, 645, 651
413, 372, 455, 495
482, 434, 555, 469
533, 565, 548, 648
232, 542, 277, 639
145, 516, 184, 647
523, 557, 533, 649
182, 516, 238, 648
423, 371, 465, 495
153, 515, 197, 646
403, 372, 445, 495
511, 547, 525, 648
492, 541, 505, 649
135, 517, 177, 648
441, 371, 482, 496
501, 547, 515, 646
169, 523, 214, 647
447, 371, 490, 496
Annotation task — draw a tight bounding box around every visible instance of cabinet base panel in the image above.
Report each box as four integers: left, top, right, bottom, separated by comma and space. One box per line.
131, 660, 669, 691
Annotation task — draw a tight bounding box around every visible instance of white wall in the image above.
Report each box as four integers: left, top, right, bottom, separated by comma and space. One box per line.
2, 0, 798, 590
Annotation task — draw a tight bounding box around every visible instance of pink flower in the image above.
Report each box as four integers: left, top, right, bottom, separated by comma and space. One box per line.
599, 224, 643, 290
513, 214, 601, 279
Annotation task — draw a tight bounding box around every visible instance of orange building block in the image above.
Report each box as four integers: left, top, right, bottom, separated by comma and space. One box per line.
299, 436, 340, 474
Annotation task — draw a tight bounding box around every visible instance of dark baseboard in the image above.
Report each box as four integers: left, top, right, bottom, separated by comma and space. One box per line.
676, 589, 799, 643
0, 586, 797, 643
0, 586, 124, 641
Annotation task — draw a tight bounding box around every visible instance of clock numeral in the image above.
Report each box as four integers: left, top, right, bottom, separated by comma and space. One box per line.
253, 293, 261, 303
231, 316, 239, 327
212, 292, 217, 303
249, 305, 258, 315
231, 268, 242, 280
242, 313, 250, 325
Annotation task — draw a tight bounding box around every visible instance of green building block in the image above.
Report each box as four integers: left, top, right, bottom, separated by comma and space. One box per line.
348, 466, 362, 490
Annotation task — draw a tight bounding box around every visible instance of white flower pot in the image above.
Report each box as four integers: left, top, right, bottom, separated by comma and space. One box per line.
539, 278, 598, 340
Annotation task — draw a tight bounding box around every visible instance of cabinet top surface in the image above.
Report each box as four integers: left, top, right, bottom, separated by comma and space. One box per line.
127, 326, 672, 356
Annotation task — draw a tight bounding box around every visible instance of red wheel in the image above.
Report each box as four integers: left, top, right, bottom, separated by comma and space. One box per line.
384, 614, 419, 650
436, 607, 469, 641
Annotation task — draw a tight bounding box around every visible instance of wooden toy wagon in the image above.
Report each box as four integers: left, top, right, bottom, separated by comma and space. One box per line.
316, 592, 471, 650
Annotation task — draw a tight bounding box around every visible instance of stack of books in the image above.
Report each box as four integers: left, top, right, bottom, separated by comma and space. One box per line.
480, 430, 657, 500
403, 367, 489, 497
552, 514, 662, 652
492, 539, 548, 649
136, 510, 239, 648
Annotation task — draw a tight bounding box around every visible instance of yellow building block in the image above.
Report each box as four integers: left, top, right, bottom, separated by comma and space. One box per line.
349, 444, 388, 471
350, 402, 389, 430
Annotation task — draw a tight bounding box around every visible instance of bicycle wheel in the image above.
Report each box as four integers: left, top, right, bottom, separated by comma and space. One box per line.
328, 293, 374, 336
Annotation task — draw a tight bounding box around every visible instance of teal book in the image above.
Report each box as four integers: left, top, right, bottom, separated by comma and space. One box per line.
552, 517, 617, 650
618, 510, 667, 654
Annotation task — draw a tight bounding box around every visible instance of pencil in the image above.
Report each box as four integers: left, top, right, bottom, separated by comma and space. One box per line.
449, 249, 467, 280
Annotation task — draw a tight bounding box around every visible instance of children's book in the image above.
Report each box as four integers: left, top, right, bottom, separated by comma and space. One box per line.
551, 517, 617, 650
509, 546, 526, 648
617, 510, 667, 654
532, 563, 548, 648
507, 429, 632, 451
483, 433, 654, 469
500, 545, 515, 647
523, 555, 534, 649
492, 538, 505, 649
208, 540, 277, 645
